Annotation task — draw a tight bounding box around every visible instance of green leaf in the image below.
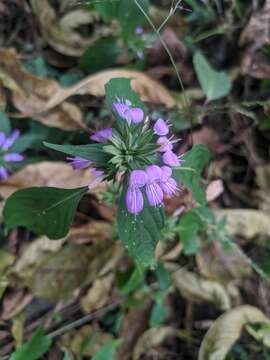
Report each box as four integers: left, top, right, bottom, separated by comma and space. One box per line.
117, 266, 144, 294
0, 109, 11, 135
174, 144, 210, 204
117, 184, 165, 268
3, 186, 88, 239
178, 210, 203, 255
44, 142, 111, 166
10, 134, 43, 153
149, 299, 167, 328
10, 328, 51, 360
92, 339, 121, 360
79, 37, 122, 74
155, 262, 171, 291
193, 52, 232, 101
105, 78, 145, 116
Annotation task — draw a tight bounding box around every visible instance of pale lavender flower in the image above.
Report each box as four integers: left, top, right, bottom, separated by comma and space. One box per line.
67, 156, 91, 170
125, 169, 147, 214
157, 136, 173, 152
88, 168, 105, 190
0, 166, 9, 180
154, 119, 169, 136
162, 150, 181, 167
135, 26, 144, 35
159, 166, 178, 196
125, 107, 144, 124
90, 128, 112, 143
113, 99, 144, 124
3, 153, 24, 162
145, 165, 163, 207
2, 130, 20, 150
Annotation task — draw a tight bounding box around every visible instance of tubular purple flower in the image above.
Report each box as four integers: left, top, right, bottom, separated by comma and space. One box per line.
154, 119, 169, 136
88, 168, 104, 189
113, 102, 130, 119
3, 153, 24, 162
125, 108, 144, 124
126, 186, 144, 214
67, 156, 92, 170
145, 165, 163, 207
0, 132, 6, 147
162, 150, 181, 167
90, 128, 112, 143
0, 166, 9, 180
129, 169, 147, 188
157, 137, 173, 152
160, 177, 178, 196
2, 130, 20, 150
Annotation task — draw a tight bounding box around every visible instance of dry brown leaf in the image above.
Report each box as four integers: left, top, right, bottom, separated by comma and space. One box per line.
80, 273, 114, 314
1, 289, 32, 321
172, 268, 231, 311
133, 327, 176, 360
206, 180, 224, 203
196, 240, 252, 284
215, 209, 270, 239
40, 68, 176, 114
0, 48, 85, 130
199, 305, 270, 360
0, 161, 104, 200
59, 325, 113, 356
30, 0, 115, 57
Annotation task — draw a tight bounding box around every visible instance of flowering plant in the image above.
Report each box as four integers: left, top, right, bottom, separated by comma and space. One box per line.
3, 78, 209, 267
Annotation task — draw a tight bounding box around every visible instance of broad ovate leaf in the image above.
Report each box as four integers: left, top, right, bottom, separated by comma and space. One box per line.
3, 186, 88, 239
199, 305, 270, 360
193, 52, 232, 101
117, 185, 165, 268
174, 144, 210, 204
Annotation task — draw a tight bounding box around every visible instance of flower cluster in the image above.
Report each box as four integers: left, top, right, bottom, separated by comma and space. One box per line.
0, 130, 24, 180
68, 97, 182, 214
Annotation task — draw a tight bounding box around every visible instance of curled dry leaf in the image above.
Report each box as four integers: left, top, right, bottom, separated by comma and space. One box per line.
0, 161, 104, 200
80, 273, 114, 314
59, 324, 113, 357
171, 268, 231, 311
215, 209, 270, 239
133, 326, 176, 360
30, 0, 116, 57
206, 180, 224, 203
0, 48, 85, 130
196, 240, 252, 284
199, 305, 270, 360
9, 222, 118, 302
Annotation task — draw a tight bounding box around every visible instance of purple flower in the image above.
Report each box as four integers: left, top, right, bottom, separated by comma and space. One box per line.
125, 108, 144, 124
162, 150, 181, 167
159, 166, 178, 196
125, 169, 147, 214
154, 119, 169, 136
88, 168, 104, 189
113, 99, 144, 124
135, 26, 144, 35
90, 128, 112, 143
2, 130, 20, 150
0, 132, 6, 147
67, 156, 91, 170
157, 137, 173, 152
3, 153, 24, 162
0, 166, 9, 180
145, 165, 163, 207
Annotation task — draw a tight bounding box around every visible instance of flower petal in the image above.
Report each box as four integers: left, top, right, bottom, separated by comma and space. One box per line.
154, 118, 169, 136
160, 177, 178, 196
145, 165, 162, 183
126, 186, 144, 214
161, 166, 172, 181
162, 151, 180, 167
90, 128, 112, 143
0, 166, 9, 180
67, 156, 91, 170
3, 153, 24, 162
113, 102, 130, 119
157, 137, 173, 152
146, 183, 163, 206
2, 130, 20, 150
125, 108, 144, 124
130, 169, 147, 188
0, 132, 6, 147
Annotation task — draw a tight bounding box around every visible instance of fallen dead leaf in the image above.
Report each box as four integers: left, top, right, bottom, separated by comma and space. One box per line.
206, 180, 224, 203
199, 305, 270, 360
133, 326, 176, 360
196, 240, 252, 284
0, 161, 104, 200
1, 289, 32, 321
0, 48, 85, 130
171, 268, 231, 311
30, 0, 116, 57
215, 209, 270, 240
80, 273, 114, 314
